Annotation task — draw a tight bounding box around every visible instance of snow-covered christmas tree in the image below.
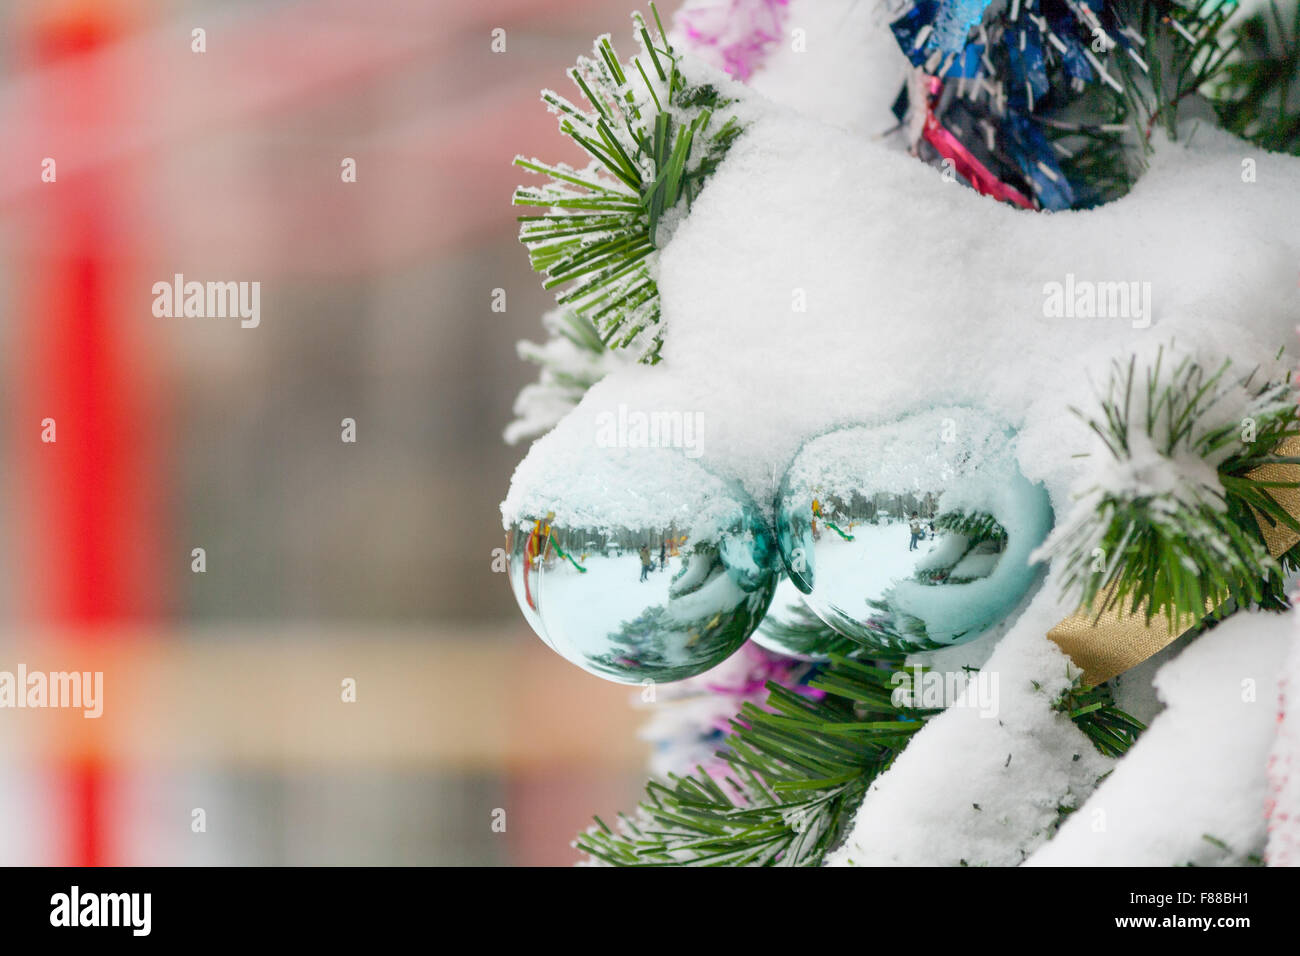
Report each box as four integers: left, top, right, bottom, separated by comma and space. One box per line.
502, 0, 1300, 866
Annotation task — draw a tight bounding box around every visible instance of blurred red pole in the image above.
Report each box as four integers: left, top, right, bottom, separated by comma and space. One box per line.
17, 0, 161, 866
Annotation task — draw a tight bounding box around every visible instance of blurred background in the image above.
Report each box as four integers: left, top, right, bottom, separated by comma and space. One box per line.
0, 0, 658, 864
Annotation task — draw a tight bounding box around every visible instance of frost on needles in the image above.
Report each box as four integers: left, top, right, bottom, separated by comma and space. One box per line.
512, 5, 744, 365
1037, 344, 1300, 629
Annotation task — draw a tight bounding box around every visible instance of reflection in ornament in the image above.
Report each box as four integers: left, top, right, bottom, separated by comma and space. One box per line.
507, 474, 778, 684
775, 408, 1054, 653
508, 512, 562, 644
753, 572, 863, 660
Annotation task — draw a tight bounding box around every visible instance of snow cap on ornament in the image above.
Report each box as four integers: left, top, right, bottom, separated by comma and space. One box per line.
504, 442, 778, 684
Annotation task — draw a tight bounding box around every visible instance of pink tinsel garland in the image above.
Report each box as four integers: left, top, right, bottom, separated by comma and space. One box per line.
674, 0, 789, 81
638, 642, 820, 784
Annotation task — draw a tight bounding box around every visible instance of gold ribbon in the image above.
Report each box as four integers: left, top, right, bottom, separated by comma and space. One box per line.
1048, 436, 1300, 687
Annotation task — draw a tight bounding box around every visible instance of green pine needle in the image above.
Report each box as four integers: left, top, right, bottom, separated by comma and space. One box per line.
1049, 345, 1300, 627
513, 6, 743, 364
579, 654, 1143, 866
576, 654, 932, 866
1211, 0, 1300, 153
1058, 678, 1147, 758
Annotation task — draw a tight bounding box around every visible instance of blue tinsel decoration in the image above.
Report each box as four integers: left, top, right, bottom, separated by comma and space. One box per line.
932, 0, 996, 52
1005, 21, 1050, 109
1003, 110, 1075, 210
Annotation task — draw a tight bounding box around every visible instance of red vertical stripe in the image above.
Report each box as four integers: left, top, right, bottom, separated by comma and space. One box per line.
19, 1, 158, 867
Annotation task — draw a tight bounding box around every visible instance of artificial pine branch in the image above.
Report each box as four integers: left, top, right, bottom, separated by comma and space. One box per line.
505, 310, 626, 444
513, 5, 743, 364
578, 654, 933, 866
1055, 675, 1147, 757
1211, 0, 1300, 153
580, 653, 1142, 866
516, 309, 610, 392
1045, 345, 1300, 627
1110, 0, 1241, 142
1059, 0, 1300, 193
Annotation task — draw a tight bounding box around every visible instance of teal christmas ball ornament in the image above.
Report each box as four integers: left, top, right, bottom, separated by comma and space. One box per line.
753, 572, 863, 660
771, 407, 1054, 654
506, 450, 779, 684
